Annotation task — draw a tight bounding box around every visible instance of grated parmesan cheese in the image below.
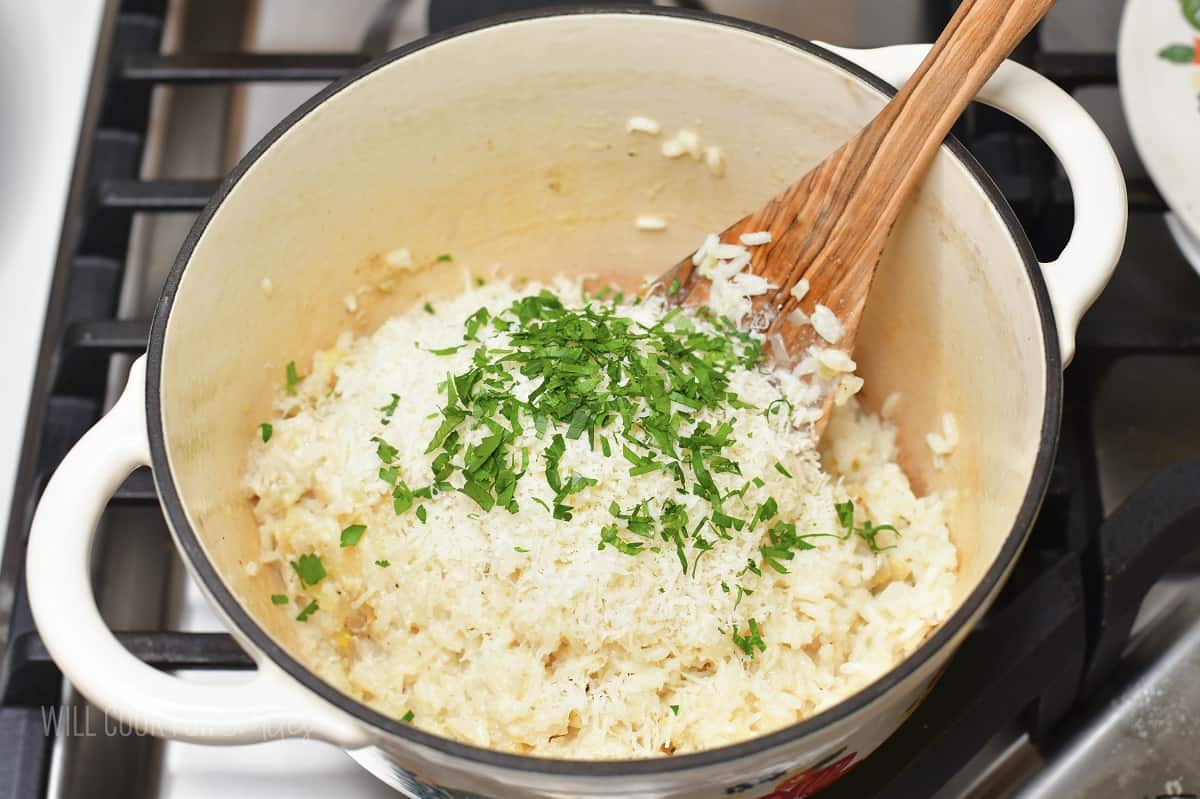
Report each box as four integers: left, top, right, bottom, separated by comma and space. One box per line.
246, 276, 957, 760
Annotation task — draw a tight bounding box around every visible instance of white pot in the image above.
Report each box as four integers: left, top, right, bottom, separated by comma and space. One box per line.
26, 9, 1126, 799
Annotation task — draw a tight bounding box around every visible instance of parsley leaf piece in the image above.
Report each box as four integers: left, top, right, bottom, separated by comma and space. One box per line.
296, 599, 319, 622
270, 594, 288, 605
285, 361, 303, 395
731, 617, 766, 657
392, 481, 415, 514
258, 423, 273, 443
340, 524, 367, 548
290, 554, 326, 587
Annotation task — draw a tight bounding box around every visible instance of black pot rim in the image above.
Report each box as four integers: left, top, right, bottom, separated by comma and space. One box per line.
145, 4, 1062, 778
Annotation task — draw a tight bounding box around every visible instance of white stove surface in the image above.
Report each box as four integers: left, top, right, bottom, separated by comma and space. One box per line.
0, 2, 104, 545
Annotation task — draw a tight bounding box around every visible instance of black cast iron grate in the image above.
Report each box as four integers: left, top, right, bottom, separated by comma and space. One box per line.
2, 1, 1198, 797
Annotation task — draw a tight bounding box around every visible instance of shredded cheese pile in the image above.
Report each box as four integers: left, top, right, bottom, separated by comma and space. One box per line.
246, 274, 956, 759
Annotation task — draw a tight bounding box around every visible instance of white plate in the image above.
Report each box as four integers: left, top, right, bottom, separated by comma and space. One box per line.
1118, 0, 1200, 252
1167, 212, 1200, 272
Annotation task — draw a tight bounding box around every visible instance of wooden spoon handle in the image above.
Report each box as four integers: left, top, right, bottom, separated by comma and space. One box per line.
849, 0, 1056, 222
747, 0, 1056, 340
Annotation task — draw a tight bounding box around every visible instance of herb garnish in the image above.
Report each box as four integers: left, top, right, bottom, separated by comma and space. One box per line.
423, 302, 435, 314
401, 709, 415, 723
836, 500, 899, 552
398, 290, 764, 573
436, 254, 453, 262
285, 361, 303, 395
731, 617, 766, 657
379, 393, 401, 424
270, 594, 288, 605
375, 559, 390, 568
340, 524, 367, 548
258, 423, 273, 443
296, 599, 319, 622
670, 705, 680, 715
290, 554, 326, 586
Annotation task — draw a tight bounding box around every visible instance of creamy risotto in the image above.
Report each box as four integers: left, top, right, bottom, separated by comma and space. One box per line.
245, 248, 957, 759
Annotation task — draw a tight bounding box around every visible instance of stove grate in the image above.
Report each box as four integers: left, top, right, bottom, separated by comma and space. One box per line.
1, 1, 1198, 798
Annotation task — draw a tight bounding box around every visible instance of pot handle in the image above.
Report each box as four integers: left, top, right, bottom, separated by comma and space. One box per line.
819, 43, 1127, 365
26, 356, 369, 747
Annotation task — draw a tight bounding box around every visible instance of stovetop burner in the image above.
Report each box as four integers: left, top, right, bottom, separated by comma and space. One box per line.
3, 2, 1199, 798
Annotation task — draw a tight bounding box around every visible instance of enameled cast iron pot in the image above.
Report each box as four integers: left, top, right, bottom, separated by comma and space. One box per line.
27, 8, 1126, 799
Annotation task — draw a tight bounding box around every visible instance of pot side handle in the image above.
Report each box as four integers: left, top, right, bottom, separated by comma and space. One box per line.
25, 356, 369, 747
819, 43, 1127, 365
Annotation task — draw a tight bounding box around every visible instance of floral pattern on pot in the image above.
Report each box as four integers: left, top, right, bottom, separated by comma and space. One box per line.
1157, 0, 1200, 63
756, 748, 859, 799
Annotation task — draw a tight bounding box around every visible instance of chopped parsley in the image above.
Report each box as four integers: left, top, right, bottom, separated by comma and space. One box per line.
375, 559, 390, 568
296, 599, 319, 622
667, 277, 681, 296
285, 361, 303, 395
270, 594, 288, 605
836, 500, 899, 552
290, 554, 326, 586
372, 436, 399, 462
401, 709, 415, 723
379, 393, 401, 424
338, 287, 903, 639
436, 254, 453, 262
423, 301, 435, 314
340, 524, 367, 548
670, 705, 680, 715
258, 423, 273, 443
396, 290, 764, 572
731, 617, 766, 657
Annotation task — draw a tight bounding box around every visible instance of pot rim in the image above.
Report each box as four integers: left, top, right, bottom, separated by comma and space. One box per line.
145, 4, 1062, 777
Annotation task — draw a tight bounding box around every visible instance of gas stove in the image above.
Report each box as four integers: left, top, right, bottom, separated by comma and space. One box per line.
2, 2, 1199, 798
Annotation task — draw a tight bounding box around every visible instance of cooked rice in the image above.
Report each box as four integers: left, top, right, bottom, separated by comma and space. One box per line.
634, 215, 668, 231
246, 268, 957, 760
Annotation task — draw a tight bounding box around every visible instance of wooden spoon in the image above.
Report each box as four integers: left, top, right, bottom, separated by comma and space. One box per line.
654, 0, 1055, 432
